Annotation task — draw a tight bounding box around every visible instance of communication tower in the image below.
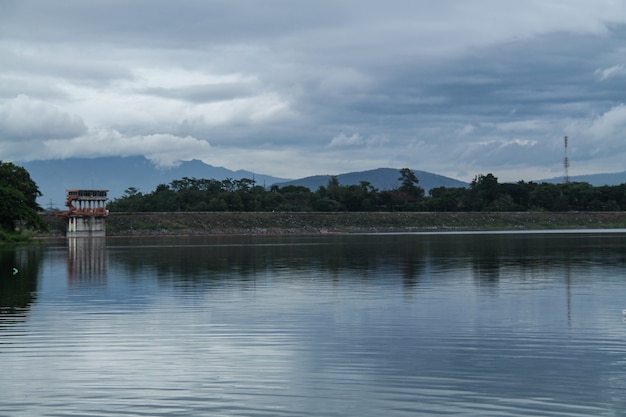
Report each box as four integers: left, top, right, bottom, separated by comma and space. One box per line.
563, 136, 570, 184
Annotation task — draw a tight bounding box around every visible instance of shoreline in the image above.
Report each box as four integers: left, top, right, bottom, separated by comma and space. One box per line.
37, 211, 626, 237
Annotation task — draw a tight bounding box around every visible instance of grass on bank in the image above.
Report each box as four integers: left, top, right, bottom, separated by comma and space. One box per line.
106, 219, 187, 234
0, 229, 40, 244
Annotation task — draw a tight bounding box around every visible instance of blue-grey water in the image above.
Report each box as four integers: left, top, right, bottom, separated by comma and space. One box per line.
2, 231, 626, 416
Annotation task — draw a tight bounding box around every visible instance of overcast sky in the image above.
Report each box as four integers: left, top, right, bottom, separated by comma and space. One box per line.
1, 1, 626, 181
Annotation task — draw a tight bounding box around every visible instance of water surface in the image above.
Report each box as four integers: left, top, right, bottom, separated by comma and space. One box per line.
2, 232, 626, 416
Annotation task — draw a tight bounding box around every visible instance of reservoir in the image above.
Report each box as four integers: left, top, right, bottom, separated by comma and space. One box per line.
2, 231, 626, 416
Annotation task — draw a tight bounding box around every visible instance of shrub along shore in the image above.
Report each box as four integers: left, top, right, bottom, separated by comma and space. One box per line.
39, 211, 626, 237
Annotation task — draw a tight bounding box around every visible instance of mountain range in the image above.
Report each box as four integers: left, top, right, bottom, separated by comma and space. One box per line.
540, 172, 626, 186
273, 168, 468, 192
22, 157, 288, 209
21, 157, 467, 209
17, 157, 626, 209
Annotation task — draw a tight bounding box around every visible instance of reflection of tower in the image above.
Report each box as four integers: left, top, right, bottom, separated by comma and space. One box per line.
565, 262, 571, 327
67, 238, 107, 286
56, 190, 109, 237
563, 136, 570, 184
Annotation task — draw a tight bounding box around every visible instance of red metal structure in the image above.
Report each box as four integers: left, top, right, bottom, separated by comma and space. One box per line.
57, 190, 109, 217
56, 190, 109, 237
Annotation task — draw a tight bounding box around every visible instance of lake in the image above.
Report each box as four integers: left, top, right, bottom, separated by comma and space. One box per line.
2, 231, 626, 416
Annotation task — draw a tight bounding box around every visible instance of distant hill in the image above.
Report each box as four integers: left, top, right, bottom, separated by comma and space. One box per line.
540, 171, 626, 186
21, 157, 289, 209
27, 157, 624, 211
274, 168, 468, 193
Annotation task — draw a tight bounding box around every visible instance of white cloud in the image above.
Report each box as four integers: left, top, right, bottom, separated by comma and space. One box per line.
0, 94, 86, 140
54, 69, 291, 131
457, 125, 476, 135
491, 120, 555, 133
595, 64, 625, 80
36, 129, 212, 168
327, 133, 390, 148
328, 133, 363, 147
131, 68, 254, 91
586, 104, 626, 143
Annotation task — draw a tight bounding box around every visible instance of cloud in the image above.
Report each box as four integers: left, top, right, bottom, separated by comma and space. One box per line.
48, 68, 294, 146
128, 68, 262, 105
595, 65, 625, 81
457, 125, 476, 136
6, 128, 211, 168
0, 94, 86, 140
327, 132, 391, 149
2, 1, 626, 182
328, 133, 363, 148
585, 104, 626, 147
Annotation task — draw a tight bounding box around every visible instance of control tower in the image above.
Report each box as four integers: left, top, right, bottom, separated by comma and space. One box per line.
58, 189, 109, 237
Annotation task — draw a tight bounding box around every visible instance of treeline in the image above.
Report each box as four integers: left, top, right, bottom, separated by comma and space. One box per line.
430, 173, 626, 211
0, 161, 46, 242
107, 170, 626, 213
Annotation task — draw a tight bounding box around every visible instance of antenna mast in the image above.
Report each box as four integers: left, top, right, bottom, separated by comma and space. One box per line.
563, 136, 570, 184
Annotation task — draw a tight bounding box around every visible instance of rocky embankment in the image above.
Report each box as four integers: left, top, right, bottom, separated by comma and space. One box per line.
39, 211, 626, 237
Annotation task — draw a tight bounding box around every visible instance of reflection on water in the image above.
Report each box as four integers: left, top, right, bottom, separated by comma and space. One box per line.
107, 232, 626, 297
0, 245, 42, 313
1, 232, 626, 416
67, 237, 107, 286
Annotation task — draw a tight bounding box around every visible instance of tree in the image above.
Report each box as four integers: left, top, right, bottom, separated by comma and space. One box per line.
0, 162, 47, 234
278, 185, 314, 211
395, 168, 425, 209
312, 197, 343, 212
427, 186, 468, 211
123, 187, 141, 197
398, 168, 417, 190
398, 168, 424, 197
469, 173, 499, 210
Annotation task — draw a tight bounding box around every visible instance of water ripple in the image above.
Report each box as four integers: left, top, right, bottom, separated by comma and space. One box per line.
3, 233, 626, 416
